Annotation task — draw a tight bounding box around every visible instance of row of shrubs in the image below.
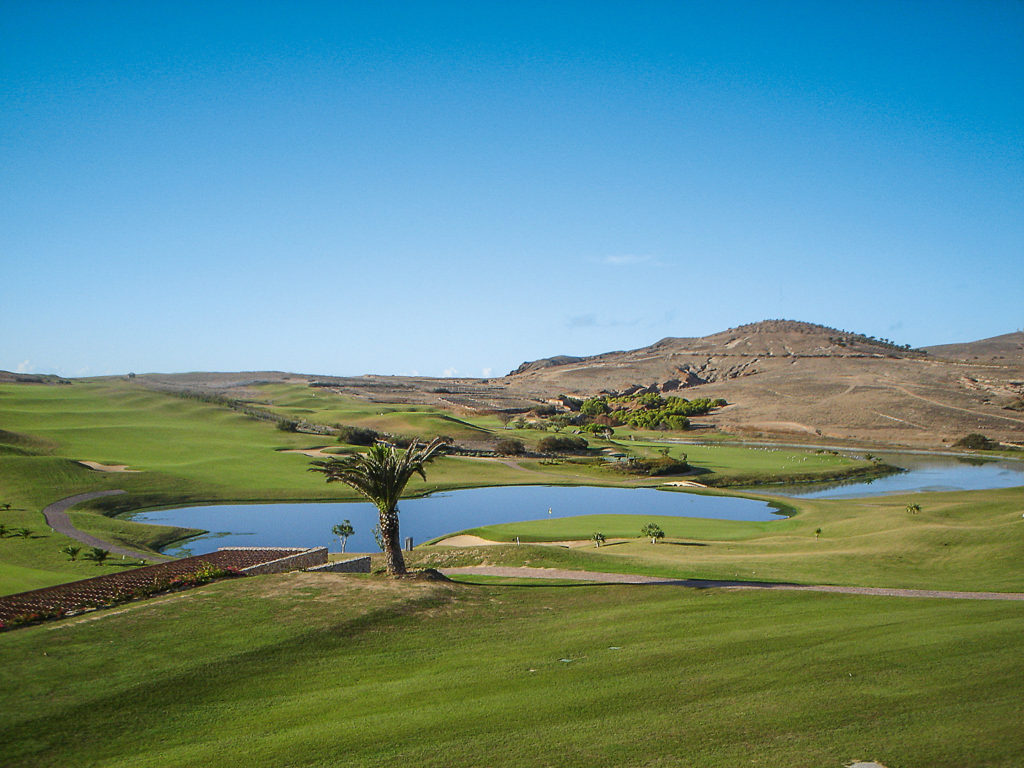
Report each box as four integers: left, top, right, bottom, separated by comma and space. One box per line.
609, 456, 690, 476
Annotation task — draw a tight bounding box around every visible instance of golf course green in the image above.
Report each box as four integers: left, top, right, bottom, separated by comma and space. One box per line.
1, 377, 1021, 766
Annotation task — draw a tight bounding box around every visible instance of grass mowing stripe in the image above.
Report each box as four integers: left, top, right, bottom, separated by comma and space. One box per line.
1, 575, 1021, 767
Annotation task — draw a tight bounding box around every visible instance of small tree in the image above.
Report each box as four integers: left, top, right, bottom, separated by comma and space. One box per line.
0, 524, 8, 538
815, 527, 822, 540
61, 544, 82, 561
906, 504, 921, 515
332, 520, 355, 553
1, 502, 11, 510
954, 433, 998, 450
495, 438, 526, 456
537, 435, 589, 454
592, 532, 606, 547
641, 523, 665, 544
13, 527, 33, 538
84, 547, 110, 565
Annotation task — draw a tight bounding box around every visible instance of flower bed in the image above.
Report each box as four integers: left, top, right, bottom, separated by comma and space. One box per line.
0, 548, 313, 631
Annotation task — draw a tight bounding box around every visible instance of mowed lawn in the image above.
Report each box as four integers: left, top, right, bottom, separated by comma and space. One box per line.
0, 573, 1020, 767
0, 379, 881, 594
0, 381, 356, 592
423, 486, 1024, 592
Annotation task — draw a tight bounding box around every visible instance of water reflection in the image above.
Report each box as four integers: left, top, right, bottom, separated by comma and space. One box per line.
764, 453, 1024, 499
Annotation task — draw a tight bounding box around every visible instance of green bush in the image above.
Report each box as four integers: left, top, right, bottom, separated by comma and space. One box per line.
336, 425, 379, 446
954, 433, 1000, 450
613, 456, 689, 476
83, 547, 110, 565
495, 438, 526, 456
538, 435, 589, 454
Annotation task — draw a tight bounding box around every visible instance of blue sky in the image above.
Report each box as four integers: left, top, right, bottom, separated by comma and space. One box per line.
2, 1, 1022, 378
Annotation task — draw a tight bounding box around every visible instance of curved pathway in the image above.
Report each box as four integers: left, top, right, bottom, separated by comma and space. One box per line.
440, 566, 1024, 601
42, 490, 157, 561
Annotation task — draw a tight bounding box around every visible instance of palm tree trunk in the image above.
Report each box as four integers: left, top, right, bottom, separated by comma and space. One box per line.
379, 507, 406, 575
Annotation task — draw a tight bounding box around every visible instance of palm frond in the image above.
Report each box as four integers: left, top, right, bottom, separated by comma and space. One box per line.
309, 436, 450, 512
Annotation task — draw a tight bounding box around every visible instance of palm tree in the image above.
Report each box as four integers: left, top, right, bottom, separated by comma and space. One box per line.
309, 437, 448, 575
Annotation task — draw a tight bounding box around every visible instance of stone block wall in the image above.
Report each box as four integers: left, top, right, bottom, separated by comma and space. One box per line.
306, 556, 371, 574
218, 546, 328, 576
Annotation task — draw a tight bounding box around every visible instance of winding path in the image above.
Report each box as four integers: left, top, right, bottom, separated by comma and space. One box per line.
42, 490, 157, 561
440, 566, 1024, 601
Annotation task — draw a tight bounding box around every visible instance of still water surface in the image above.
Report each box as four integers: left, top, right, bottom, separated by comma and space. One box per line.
134, 485, 783, 557
766, 453, 1024, 499
132, 453, 1023, 556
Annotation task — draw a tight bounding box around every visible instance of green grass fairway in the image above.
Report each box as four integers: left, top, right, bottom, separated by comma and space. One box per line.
0, 378, 884, 594
419, 486, 1024, 592
1, 573, 1020, 767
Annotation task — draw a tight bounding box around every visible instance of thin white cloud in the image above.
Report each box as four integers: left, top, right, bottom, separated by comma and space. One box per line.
603, 254, 656, 266
482, 367, 492, 377
15, 360, 32, 373
442, 367, 458, 377
565, 313, 642, 330
567, 313, 598, 329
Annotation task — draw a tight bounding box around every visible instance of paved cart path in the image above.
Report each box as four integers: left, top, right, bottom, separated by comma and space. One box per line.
440, 566, 1024, 601
42, 490, 157, 561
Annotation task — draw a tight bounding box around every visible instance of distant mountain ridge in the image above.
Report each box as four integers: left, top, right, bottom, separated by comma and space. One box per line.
501, 320, 1024, 447
6, 320, 1022, 449
510, 320, 926, 378
923, 331, 1024, 363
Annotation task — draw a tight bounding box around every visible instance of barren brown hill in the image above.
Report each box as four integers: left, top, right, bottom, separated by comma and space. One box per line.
923, 331, 1024, 363
504, 321, 1024, 448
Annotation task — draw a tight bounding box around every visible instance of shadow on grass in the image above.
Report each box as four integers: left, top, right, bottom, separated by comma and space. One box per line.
448, 578, 624, 589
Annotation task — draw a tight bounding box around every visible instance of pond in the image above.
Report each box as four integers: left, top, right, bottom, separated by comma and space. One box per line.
132, 452, 1024, 556
132, 485, 785, 557
763, 453, 1024, 499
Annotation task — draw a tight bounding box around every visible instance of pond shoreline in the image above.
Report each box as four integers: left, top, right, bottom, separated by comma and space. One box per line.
699, 461, 902, 489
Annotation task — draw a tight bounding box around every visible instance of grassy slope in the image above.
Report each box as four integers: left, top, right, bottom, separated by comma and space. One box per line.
420, 486, 1024, 592
1, 573, 1020, 768
243, 382, 495, 442
0, 379, 882, 594
2, 380, 1021, 766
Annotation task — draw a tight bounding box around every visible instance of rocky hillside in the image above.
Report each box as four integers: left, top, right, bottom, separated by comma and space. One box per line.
507, 320, 925, 393
504, 321, 1024, 447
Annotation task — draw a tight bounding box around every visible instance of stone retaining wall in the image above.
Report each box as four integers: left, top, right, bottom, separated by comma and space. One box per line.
306, 556, 371, 573
220, 546, 328, 576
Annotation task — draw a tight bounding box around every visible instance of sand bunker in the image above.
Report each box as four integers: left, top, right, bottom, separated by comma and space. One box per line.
279, 447, 343, 459
662, 480, 708, 488
78, 461, 140, 473
433, 534, 503, 547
